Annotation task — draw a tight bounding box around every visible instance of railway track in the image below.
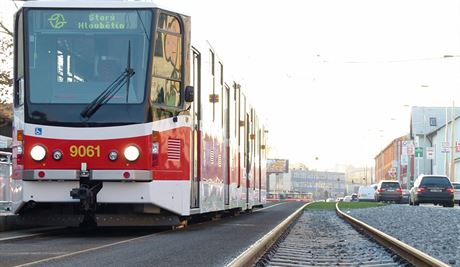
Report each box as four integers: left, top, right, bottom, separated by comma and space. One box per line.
230, 202, 450, 267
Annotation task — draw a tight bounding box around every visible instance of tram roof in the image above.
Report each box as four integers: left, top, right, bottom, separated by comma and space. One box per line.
22, 0, 160, 9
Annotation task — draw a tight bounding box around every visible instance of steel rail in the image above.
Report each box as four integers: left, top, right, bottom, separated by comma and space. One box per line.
227, 202, 310, 267
336, 203, 449, 267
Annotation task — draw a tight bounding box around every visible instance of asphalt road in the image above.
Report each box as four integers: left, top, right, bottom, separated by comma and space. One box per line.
0, 201, 304, 267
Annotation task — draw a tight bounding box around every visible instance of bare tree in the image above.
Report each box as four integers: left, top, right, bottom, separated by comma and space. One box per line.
0, 21, 14, 104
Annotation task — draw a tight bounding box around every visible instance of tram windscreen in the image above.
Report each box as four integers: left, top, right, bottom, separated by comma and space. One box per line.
26, 9, 153, 104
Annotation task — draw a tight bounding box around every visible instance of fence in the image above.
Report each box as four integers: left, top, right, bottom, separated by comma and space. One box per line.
0, 151, 12, 213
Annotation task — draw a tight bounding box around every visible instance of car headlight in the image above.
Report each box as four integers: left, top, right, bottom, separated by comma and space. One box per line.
124, 145, 140, 161
30, 145, 47, 161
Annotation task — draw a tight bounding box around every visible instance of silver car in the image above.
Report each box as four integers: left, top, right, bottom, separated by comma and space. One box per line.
452, 182, 460, 206
401, 189, 410, 204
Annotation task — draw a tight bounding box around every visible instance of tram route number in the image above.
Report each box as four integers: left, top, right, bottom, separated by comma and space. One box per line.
69, 145, 101, 158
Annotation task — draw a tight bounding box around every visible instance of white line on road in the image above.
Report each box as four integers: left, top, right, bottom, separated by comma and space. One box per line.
0, 227, 66, 242
13, 232, 165, 267
254, 202, 286, 212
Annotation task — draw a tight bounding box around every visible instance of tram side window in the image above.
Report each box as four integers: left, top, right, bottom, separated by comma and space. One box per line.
151, 14, 182, 108
214, 60, 222, 125
210, 50, 215, 121
15, 11, 24, 107
219, 62, 224, 127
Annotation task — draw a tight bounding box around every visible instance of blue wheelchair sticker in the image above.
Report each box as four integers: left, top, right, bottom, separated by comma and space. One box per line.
34, 128, 42, 135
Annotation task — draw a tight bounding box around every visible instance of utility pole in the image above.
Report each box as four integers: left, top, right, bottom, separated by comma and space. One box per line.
396, 139, 401, 185
451, 101, 456, 181
445, 107, 449, 177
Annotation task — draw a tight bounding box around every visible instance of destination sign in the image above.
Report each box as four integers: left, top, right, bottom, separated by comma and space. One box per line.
32, 10, 146, 31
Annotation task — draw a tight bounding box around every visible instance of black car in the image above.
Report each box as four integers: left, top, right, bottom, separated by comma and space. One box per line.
374, 180, 403, 203
409, 175, 454, 207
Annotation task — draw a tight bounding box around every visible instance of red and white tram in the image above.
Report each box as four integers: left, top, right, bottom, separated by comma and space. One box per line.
10, 0, 267, 226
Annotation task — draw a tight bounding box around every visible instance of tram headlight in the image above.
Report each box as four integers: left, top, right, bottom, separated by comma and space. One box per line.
124, 145, 140, 161
30, 145, 46, 161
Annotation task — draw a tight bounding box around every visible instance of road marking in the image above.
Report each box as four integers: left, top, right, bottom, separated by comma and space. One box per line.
0, 227, 66, 242
0, 233, 47, 242
254, 202, 286, 212
13, 232, 164, 267
0, 252, 64, 256
220, 223, 257, 227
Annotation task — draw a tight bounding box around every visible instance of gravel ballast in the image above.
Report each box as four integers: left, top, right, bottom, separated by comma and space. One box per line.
259, 210, 408, 266
345, 205, 460, 266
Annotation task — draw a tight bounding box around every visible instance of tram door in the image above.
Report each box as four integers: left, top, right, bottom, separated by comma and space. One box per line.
190, 49, 201, 208
224, 84, 230, 205
258, 128, 262, 202
245, 113, 251, 206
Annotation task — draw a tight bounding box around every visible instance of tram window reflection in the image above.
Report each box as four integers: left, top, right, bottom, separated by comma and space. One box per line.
152, 13, 182, 110
26, 9, 152, 104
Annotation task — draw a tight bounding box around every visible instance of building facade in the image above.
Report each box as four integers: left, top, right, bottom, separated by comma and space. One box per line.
374, 135, 410, 188
344, 165, 374, 186
373, 106, 460, 188
429, 113, 460, 182
268, 172, 292, 193
410, 106, 460, 177
290, 169, 345, 199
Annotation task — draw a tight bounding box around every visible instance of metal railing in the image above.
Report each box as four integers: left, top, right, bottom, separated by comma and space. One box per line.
0, 151, 12, 213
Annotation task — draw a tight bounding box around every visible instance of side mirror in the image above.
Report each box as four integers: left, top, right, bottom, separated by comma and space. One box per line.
184, 86, 194, 102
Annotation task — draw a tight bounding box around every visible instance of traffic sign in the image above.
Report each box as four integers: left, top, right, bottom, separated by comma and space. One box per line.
442, 142, 450, 153
401, 154, 408, 166
407, 145, 415, 156
426, 147, 435, 160
388, 167, 397, 177
415, 147, 423, 158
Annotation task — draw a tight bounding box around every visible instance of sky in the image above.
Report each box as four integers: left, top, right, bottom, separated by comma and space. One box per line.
3, 0, 460, 170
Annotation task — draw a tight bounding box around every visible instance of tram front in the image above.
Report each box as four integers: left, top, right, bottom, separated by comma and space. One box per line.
11, 2, 191, 226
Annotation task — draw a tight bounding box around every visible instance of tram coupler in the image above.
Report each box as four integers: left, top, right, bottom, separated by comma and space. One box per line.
70, 182, 102, 212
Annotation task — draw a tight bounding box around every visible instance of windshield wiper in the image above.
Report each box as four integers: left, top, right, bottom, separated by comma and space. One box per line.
80, 42, 135, 120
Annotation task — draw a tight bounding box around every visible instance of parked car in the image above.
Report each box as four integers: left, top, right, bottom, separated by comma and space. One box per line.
451, 182, 460, 206
409, 175, 454, 207
374, 180, 403, 203
343, 196, 352, 202
358, 184, 377, 201
326, 198, 335, 202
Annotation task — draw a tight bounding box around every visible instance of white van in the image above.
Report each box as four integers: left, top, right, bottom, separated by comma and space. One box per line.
358, 184, 377, 201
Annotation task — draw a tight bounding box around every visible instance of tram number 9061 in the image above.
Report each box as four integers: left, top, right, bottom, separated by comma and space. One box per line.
69, 145, 101, 158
